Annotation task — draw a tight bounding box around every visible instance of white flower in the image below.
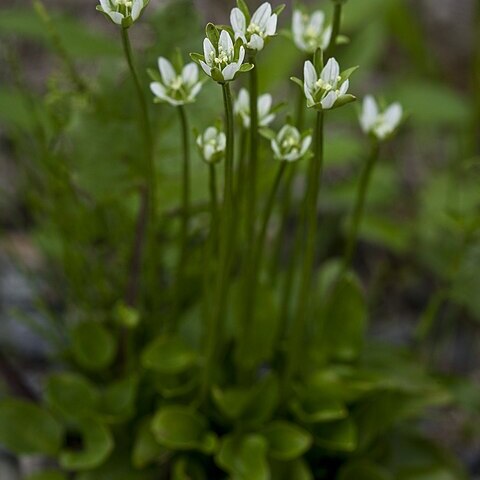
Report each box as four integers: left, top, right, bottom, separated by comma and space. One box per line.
234, 88, 276, 129
359, 95, 403, 140
292, 9, 332, 53
230, 2, 278, 51
96, 0, 148, 27
302, 58, 355, 110
150, 57, 203, 107
271, 125, 312, 162
196, 126, 226, 164
199, 30, 247, 83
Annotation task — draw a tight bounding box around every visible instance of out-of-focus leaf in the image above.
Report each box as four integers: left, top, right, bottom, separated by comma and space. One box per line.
0, 399, 63, 455
262, 421, 312, 461
132, 417, 169, 469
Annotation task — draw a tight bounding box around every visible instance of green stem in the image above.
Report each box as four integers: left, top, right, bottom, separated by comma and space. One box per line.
284, 111, 324, 386
325, 3, 343, 59
120, 27, 158, 316
342, 141, 379, 272
121, 28, 157, 220
202, 83, 235, 400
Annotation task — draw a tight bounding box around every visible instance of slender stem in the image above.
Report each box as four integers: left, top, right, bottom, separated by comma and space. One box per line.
172, 105, 191, 328
284, 111, 324, 386
202, 83, 235, 400
325, 3, 343, 60
121, 27, 157, 309
255, 162, 288, 275
208, 164, 219, 247
342, 141, 379, 272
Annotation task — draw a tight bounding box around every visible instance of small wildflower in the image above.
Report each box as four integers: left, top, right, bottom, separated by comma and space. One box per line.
298, 58, 356, 110
292, 9, 332, 54
271, 125, 312, 162
234, 88, 276, 129
196, 126, 227, 164
230, 2, 279, 52
192, 28, 251, 84
359, 95, 403, 141
150, 57, 203, 107
96, 0, 148, 28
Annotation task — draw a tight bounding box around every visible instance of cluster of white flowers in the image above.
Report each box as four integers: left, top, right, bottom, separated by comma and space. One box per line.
292, 9, 332, 54
199, 30, 247, 84
96, 0, 148, 27
231, 2, 278, 52
150, 58, 203, 107
302, 58, 355, 110
271, 125, 312, 162
196, 127, 227, 164
234, 89, 276, 129
359, 96, 403, 141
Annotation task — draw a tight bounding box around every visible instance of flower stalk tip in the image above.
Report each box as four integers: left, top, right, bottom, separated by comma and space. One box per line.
96, 0, 149, 27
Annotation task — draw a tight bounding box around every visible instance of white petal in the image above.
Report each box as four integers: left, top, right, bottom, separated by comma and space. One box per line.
222, 63, 239, 81
158, 57, 176, 85
204, 127, 218, 142
188, 82, 202, 101
321, 25, 332, 50
235, 88, 249, 112
277, 125, 290, 141
360, 95, 378, 132
99, 0, 112, 13
237, 46, 246, 65
150, 82, 166, 98
258, 94, 272, 118
248, 34, 264, 51
339, 79, 349, 96
271, 140, 282, 159
108, 11, 124, 24
321, 58, 340, 85
217, 133, 227, 150
304, 60, 317, 93
300, 136, 312, 155
383, 103, 403, 131
266, 14, 277, 36
292, 11, 303, 38
284, 152, 299, 162
203, 38, 216, 67
251, 2, 272, 30
131, 0, 143, 20
199, 60, 212, 77
310, 11, 325, 31
182, 63, 198, 86
204, 144, 215, 161
230, 8, 246, 35
321, 91, 337, 109
260, 113, 275, 127
219, 30, 234, 53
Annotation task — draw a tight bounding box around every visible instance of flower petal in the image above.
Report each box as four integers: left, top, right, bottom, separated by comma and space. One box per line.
248, 34, 264, 51
260, 113, 275, 127
321, 58, 340, 85
266, 14, 277, 36
252, 2, 272, 30
158, 57, 176, 85
222, 63, 239, 81
188, 82, 202, 101
304, 60, 317, 94
300, 136, 312, 155
230, 8, 246, 36
219, 30, 234, 54
203, 38, 216, 67
383, 103, 403, 131
310, 11, 325, 32
108, 11, 124, 24
235, 88, 249, 113
258, 93, 272, 118
360, 95, 378, 132
338, 79, 349, 96
321, 91, 337, 109
131, 0, 143, 20
204, 127, 218, 142
271, 139, 282, 159
199, 60, 212, 77
99, 0, 112, 13
182, 63, 198, 86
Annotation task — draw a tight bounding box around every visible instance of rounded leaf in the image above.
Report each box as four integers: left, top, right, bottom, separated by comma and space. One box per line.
0, 399, 63, 455
262, 421, 312, 460
71, 321, 117, 371
142, 336, 197, 374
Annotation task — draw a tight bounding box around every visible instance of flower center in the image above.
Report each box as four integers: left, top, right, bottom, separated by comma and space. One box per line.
113, 0, 132, 15
210, 45, 233, 68
247, 22, 267, 39
170, 76, 183, 91
282, 135, 299, 153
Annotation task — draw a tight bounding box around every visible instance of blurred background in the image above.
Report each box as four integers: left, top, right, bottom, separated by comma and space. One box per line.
0, 0, 479, 478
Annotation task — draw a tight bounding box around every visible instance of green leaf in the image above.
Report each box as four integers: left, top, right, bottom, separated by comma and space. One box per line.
132, 417, 169, 469
59, 419, 114, 470
205, 22, 220, 45
270, 458, 313, 480
189, 53, 205, 65
141, 336, 197, 374
0, 399, 63, 455
45, 373, 99, 420
151, 406, 216, 453
313, 418, 357, 452
290, 76, 304, 89
262, 421, 312, 460
96, 375, 138, 423
290, 394, 347, 424
236, 0, 251, 23
319, 272, 367, 361
172, 456, 206, 480
273, 4, 286, 16
71, 321, 117, 371
216, 434, 269, 480
212, 386, 253, 420
240, 373, 280, 425
239, 63, 255, 73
